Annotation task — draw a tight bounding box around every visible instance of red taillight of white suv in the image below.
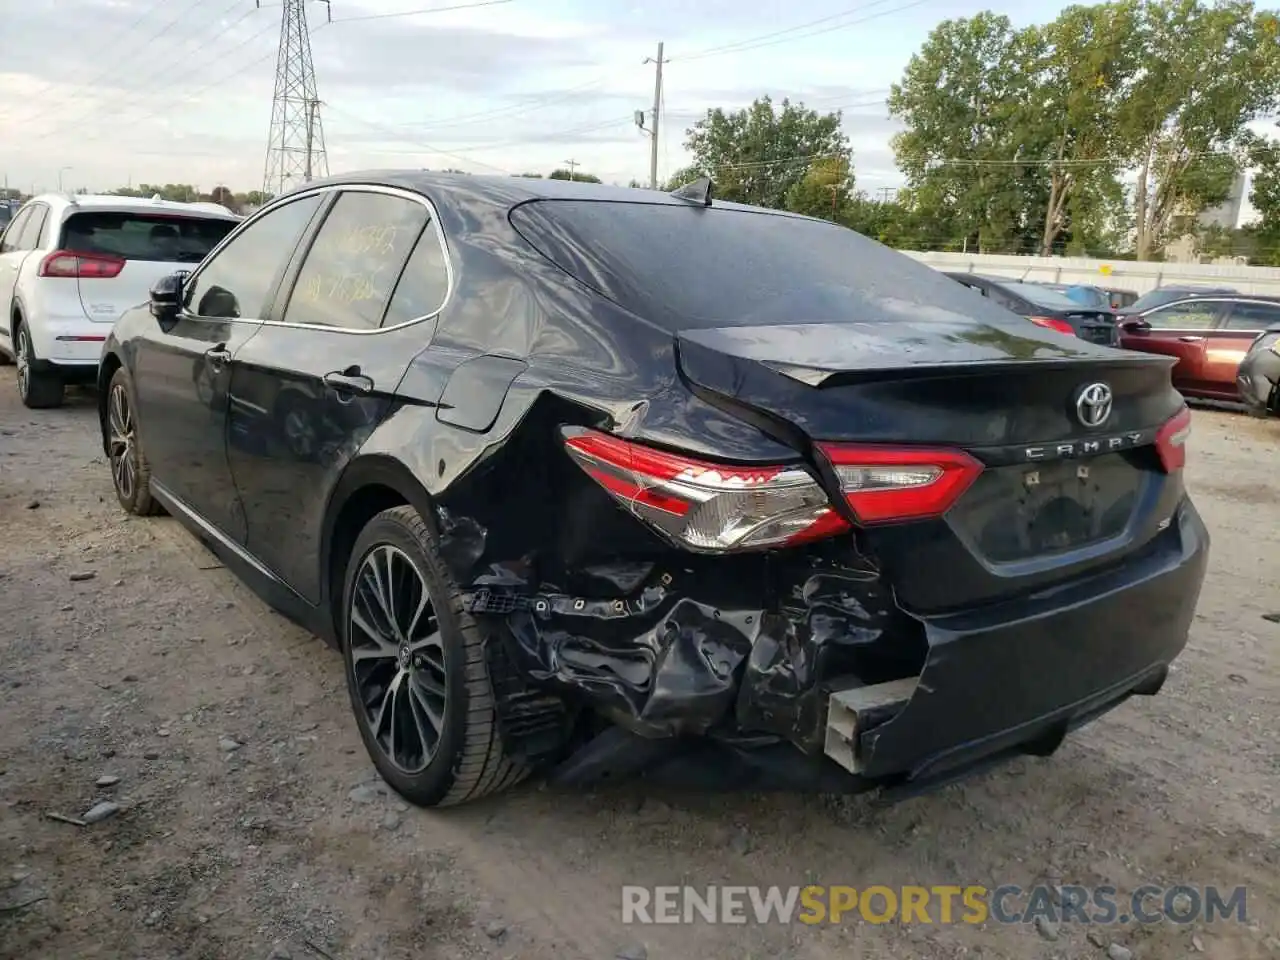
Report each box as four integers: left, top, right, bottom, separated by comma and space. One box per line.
561, 427, 984, 553
37, 250, 126, 279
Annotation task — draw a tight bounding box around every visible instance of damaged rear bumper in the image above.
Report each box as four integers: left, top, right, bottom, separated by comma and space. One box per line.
460, 498, 1208, 796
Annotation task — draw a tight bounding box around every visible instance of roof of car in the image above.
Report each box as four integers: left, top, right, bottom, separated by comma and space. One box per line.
29, 192, 239, 219
283, 169, 807, 216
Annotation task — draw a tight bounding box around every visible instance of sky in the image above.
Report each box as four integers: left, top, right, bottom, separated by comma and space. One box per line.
0, 0, 1272, 222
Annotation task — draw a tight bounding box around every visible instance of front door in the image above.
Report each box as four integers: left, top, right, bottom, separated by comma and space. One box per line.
133, 192, 326, 540
1119, 300, 1227, 397
1202, 300, 1280, 400
228, 186, 452, 603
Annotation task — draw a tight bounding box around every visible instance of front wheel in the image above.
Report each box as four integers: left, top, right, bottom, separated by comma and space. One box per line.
341, 505, 528, 807
106, 366, 161, 515
15, 322, 64, 409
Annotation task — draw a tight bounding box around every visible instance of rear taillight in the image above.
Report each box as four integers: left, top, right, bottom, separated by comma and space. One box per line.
1155, 406, 1191, 473
1029, 316, 1076, 336
37, 250, 125, 279
818, 444, 985, 524
561, 429, 984, 552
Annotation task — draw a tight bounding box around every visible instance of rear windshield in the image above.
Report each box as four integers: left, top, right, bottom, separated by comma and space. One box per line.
60, 211, 237, 263
994, 281, 1089, 311
509, 199, 1017, 329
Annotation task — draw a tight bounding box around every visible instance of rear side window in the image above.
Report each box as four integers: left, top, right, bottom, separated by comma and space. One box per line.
381, 224, 450, 327
1222, 302, 1280, 330
282, 191, 429, 331
59, 211, 236, 263
1, 207, 31, 252
20, 205, 48, 249
509, 199, 1015, 330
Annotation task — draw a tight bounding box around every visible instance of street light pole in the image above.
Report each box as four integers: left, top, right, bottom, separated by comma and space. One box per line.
58, 166, 72, 192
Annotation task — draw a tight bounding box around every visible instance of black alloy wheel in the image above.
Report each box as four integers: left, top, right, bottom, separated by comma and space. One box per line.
348, 542, 449, 773
341, 505, 527, 807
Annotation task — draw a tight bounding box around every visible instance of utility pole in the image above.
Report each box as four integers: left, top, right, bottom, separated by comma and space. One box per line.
636, 41, 665, 190
262, 0, 331, 196
564, 159, 579, 181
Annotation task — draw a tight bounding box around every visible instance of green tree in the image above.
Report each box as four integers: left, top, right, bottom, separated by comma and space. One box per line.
888, 13, 1048, 253
1119, 0, 1280, 259
784, 156, 854, 220
548, 168, 601, 182
670, 96, 852, 210
1246, 132, 1280, 265
1030, 1, 1141, 255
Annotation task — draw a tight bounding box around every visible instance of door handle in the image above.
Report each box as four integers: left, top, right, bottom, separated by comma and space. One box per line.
205, 343, 232, 367
1176, 336, 1205, 342
323, 368, 374, 396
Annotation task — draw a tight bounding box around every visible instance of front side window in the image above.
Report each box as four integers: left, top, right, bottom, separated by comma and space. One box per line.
282, 191, 429, 331
1145, 302, 1220, 330
185, 194, 323, 320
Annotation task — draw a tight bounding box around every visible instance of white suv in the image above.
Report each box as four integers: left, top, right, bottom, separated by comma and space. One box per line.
0, 193, 241, 408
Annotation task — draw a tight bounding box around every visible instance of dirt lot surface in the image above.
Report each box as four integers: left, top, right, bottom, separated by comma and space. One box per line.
1, 371, 1277, 960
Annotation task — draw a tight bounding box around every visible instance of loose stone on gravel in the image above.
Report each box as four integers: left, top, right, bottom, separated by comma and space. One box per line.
69, 571, 96, 582
95, 775, 120, 788
616, 944, 648, 960
219, 737, 242, 752
1034, 915, 1059, 941
82, 801, 121, 824
349, 783, 385, 804
1107, 944, 1133, 960
483, 919, 507, 939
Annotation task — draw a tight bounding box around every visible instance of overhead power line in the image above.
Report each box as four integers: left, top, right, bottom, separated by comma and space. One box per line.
330, 0, 513, 23
671, 0, 933, 63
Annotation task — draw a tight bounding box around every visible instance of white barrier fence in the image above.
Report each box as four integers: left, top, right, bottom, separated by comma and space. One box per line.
900, 250, 1280, 297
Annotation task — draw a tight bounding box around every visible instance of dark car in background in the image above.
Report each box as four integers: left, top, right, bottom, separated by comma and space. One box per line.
1034, 282, 1139, 312
1117, 294, 1280, 403
1118, 285, 1238, 316
943, 272, 1119, 345
1236, 323, 1280, 416
98, 173, 1207, 808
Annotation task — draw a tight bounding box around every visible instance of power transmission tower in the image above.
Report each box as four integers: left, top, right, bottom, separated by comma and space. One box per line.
635, 41, 665, 190
261, 0, 331, 198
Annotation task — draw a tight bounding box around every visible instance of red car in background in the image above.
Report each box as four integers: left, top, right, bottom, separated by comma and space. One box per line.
1117, 294, 1280, 402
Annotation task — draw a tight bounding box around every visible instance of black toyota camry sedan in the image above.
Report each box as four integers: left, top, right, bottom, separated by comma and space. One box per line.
98, 172, 1209, 807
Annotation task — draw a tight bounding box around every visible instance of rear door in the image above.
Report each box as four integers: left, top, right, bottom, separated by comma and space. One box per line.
60, 208, 238, 324
227, 185, 451, 603
1119, 299, 1226, 395
1202, 300, 1280, 399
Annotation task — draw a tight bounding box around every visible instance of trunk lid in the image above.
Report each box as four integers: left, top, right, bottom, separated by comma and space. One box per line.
675, 319, 1186, 611
77, 259, 190, 323
1058, 310, 1117, 346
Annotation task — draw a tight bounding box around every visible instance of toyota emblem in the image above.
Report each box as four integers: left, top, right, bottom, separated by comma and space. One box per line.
1076, 382, 1113, 428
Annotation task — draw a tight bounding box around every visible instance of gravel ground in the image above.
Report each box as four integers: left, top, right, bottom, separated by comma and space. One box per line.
0, 372, 1277, 960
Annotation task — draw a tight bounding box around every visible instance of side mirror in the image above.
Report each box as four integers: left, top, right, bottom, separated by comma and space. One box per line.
149, 271, 186, 322
1119, 317, 1150, 333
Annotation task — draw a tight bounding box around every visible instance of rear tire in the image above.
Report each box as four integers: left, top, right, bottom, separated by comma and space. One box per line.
106, 366, 161, 516
341, 505, 528, 807
15, 321, 64, 409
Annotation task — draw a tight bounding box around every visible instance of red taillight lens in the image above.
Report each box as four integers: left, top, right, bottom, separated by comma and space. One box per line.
562, 429, 986, 552
1154, 406, 1191, 473
1029, 316, 1076, 336
37, 250, 126, 279
818, 444, 984, 524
